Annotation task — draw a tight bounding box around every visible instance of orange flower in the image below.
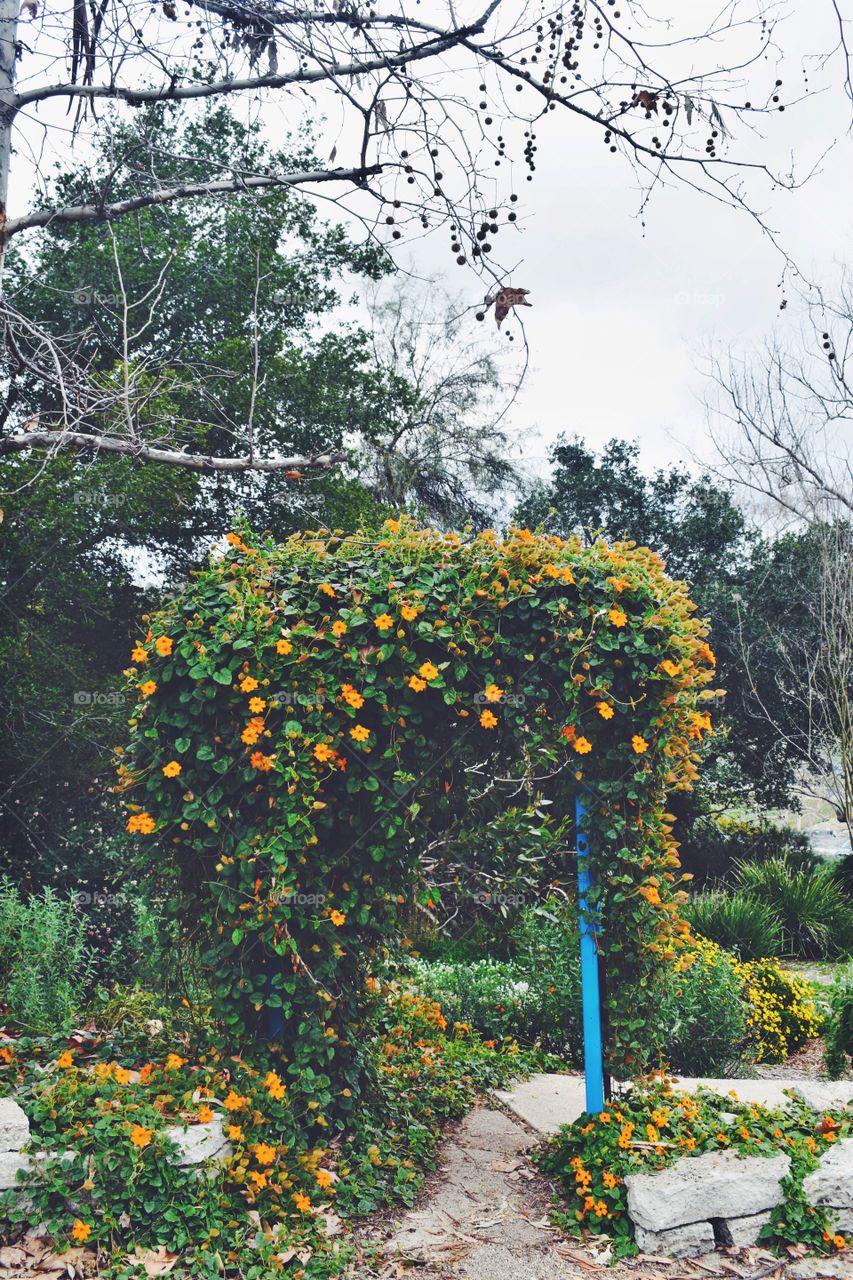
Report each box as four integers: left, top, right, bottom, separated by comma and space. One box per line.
560, 724, 576, 741
57, 1050, 74, 1069
331, 620, 347, 637
341, 684, 364, 709
484, 683, 503, 702
660, 659, 680, 677
264, 1070, 286, 1099
226, 1125, 244, 1141
596, 702, 614, 719
385, 518, 401, 534
401, 605, 419, 621
329, 909, 346, 927
276, 638, 293, 655
319, 583, 336, 597
602, 1170, 617, 1189
249, 1170, 267, 1189
126, 812, 156, 834
608, 608, 627, 627
131, 646, 148, 663
154, 635, 173, 657
631, 734, 649, 754
250, 751, 275, 771
223, 1090, 246, 1111
71, 1219, 92, 1242
313, 742, 335, 762
240, 675, 259, 693
130, 1124, 153, 1148
408, 676, 427, 692
293, 1191, 312, 1212
253, 1142, 276, 1165
165, 1053, 185, 1070
162, 760, 181, 778
139, 680, 157, 696
374, 613, 394, 631
480, 709, 498, 729
315, 1167, 333, 1188
418, 661, 439, 681
248, 696, 266, 713
197, 1105, 214, 1123
349, 724, 369, 743
573, 736, 592, 755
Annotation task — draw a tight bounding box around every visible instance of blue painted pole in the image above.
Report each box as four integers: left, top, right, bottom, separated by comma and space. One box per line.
576, 790, 605, 1115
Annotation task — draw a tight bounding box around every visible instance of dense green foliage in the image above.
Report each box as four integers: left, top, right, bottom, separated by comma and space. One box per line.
824, 962, 853, 1078
735, 857, 853, 959
683, 888, 784, 959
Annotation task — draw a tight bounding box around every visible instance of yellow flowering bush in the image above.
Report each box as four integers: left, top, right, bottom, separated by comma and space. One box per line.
120, 519, 718, 1092
683, 937, 822, 1062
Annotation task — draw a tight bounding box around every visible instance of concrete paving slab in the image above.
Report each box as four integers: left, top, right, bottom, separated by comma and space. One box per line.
494, 1073, 852, 1137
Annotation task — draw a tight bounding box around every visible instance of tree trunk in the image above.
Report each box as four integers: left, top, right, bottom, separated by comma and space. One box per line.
0, 0, 16, 236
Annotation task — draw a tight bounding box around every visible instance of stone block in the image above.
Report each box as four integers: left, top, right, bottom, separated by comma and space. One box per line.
634, 1220, 716, 1258
0, 1098, 30, 1152
803, 1137, 853, 1236
791, 1084, 853, 1114
164, 1119, 232, 1167
625, 1149, 790, 1232
722, 1211, 773, 1247
0, 1151, 33, 1190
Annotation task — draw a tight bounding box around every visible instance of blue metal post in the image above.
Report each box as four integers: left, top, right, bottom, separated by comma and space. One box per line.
576, 790, 605, 1115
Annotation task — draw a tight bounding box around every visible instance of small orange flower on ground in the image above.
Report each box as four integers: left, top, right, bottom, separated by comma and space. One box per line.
248, 696, 266, 713
602, 1171, 617, 1189
131, 646, 148, 663
350, 724, 370, 743
249, 1170, 267, 1189
408, 675, 427, 692
418, 661, 439, 681
71, 1219, 92, 1242
484, 683, 503, 702
319, 583, 336, 597
130, 1124, 153, 1148
608, 608, 627, 627
113, 1066, 132, 1085
223, 1090, 246, 1111
226, 1125, 244, 1141
660, 659, 680, 677
293, 1191, 312, 1212
833, 1235, 846, 1250
374, 613, 394, 631
632, 734, 649, 754
594, 1201, 608, 1217
560, 724, 576, 741
57, 1050, 74, 1069
331, 620, 347, 637
315, 1167, 334, 1188
385, 518, 401, 533
253, 1142, 276, 1165
127, 812, 156, 834
165, 1053, 185, 1070
225, 531, 242, 546
162, 760, 181, 778
574, 736, 592, 754
341, 683, 364, 709
154, 635, 173, 657
329, 909, 346, 927
139, 680, 157, 696
239, 675, 259, 693
646, 1124, 659, 1143
401, 605, 419, 621
313, 742, 335, 762
250, 751, 275, 771
480, 709, 498, 729
596, 702, 615, 719
276, 638, 293, 655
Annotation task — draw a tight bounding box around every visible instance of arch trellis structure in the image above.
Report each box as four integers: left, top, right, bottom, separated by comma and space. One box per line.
122, 520, 717, 1112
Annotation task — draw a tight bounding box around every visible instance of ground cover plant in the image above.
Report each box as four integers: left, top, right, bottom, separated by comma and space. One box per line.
0, 984, 544, 1277
536, 1078, 850, 1259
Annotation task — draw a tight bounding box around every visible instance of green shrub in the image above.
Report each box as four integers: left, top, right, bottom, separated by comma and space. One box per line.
679, 816, 816, 887
683, 888, 783, 959
0, 879, 94, 1032
655, 936, 747, 1075
735, 857, 853, 959
824, 962, 853, 1078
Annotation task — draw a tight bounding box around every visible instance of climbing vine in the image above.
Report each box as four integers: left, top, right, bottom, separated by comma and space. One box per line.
120, 520, 718, 1101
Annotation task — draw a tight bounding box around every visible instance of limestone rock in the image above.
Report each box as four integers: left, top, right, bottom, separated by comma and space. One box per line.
0, 1151, 33, 1190
792, 1083, 853, 1114
788, 1259, 853, 1280
803, 1138, 853, 1236
625, 1150, 790, 1232
723, 1211, 773, 1247
634, 1221, 716, 1258
164, 1119, 232, 1167
0, 1098, 30, 1152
